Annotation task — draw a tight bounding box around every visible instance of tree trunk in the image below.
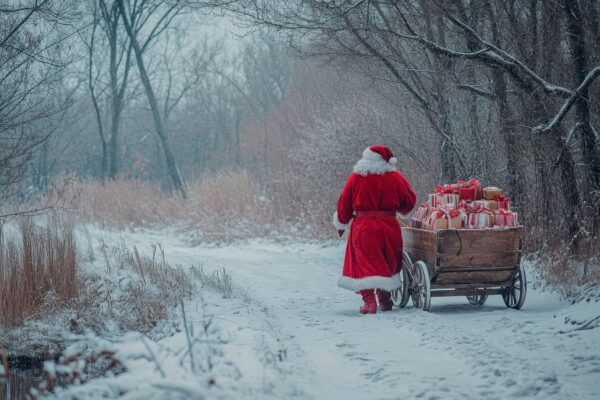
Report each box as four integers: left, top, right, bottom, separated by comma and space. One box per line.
108, 15, 119, 179
553, 132, 582, 252
90, 95, 108, 181
564, 0, 600, 234
517, 0, 582, 252
565, 0, 600, 185
432, 12, 459, 181
492, 70, 522, 202
117, 0, 187, 198
88, 11, 108, 181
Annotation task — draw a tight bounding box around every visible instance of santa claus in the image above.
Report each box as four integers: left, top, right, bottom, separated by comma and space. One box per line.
333, 145, 417, 314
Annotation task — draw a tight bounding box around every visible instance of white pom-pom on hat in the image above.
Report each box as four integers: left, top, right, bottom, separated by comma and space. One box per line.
389, 157, 397, 164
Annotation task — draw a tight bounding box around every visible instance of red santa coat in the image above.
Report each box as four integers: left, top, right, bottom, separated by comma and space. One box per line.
334, 162, 416, 292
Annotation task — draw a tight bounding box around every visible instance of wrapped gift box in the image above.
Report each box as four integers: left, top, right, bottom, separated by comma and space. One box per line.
415, 203, 431, 221
428, 193, 459, 208
473, 199, 498, 211
457, 178, 482, 201
494, 210, 518, 228
457, 200, 476, 213
494, 194, 511, 211
424, 208, 462, 231
483, 186, 502, 200
467, 211, 495, 229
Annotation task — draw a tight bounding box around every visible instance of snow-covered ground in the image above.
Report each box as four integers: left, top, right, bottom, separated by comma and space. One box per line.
57, 228, 598, 400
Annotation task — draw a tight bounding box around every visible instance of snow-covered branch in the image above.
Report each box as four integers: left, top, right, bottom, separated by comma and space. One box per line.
533, 66, 600, 134
446, 14, 573, 98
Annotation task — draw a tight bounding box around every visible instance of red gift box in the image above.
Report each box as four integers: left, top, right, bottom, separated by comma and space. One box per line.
457, 178, 482, 201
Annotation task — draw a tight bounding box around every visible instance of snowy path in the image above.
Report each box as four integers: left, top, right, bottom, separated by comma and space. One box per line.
104, 230, 600, 400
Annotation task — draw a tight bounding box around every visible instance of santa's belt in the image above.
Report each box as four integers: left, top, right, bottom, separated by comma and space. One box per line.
355, 210, 396, 218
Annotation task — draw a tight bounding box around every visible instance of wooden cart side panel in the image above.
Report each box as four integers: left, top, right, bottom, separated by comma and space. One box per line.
434, 270, 514, 285
403, 247, 437, 267
437, 251, 520, 268
401, 227, 437, 252
436, 228, 523, 254
402, 228, 438, 279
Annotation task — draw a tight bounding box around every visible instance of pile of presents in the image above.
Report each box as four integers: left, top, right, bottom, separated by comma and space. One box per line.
411, 179, 518, 231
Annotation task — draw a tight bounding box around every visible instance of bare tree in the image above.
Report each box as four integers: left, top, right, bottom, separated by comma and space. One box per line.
116, 0, 188, 197
0, 0, 77, 204
83, 1, 110, 180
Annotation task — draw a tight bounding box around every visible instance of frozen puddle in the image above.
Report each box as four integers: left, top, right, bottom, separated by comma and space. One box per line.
89, 229, 600, 399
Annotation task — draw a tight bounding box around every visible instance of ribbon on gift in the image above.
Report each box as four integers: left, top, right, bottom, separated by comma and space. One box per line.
467, 207, 494, 229
494, 194, 511, 211
415, 202, 431, 221
457, 208, 468, 228
435, 184, 460, 195
427, 206, 460, 229
470, 201, 492, 213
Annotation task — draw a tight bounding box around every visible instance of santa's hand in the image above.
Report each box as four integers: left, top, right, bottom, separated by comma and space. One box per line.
338, 230, 345, 238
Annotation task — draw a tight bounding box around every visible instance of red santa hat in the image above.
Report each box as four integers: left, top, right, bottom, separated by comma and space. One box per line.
363, 145, 397, 165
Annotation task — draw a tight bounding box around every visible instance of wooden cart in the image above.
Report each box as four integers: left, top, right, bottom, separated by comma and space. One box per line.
390, 226, 526, 311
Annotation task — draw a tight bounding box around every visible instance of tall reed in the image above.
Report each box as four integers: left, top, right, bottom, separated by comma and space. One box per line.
0, 218, 79, 327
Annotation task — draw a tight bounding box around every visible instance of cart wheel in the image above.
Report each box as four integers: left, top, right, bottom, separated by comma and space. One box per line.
410, 261, 431, 311
502, 262, 527, 310
466, 294, 488, 305
391, 253, 412, 308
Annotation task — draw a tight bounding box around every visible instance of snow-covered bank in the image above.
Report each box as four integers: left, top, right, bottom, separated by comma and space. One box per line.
42, 227, 600, 400
36, 288, 304, 399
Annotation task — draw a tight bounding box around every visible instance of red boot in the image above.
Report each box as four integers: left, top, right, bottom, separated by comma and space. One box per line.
377, 290, 394, 311
359, 290, 377, 314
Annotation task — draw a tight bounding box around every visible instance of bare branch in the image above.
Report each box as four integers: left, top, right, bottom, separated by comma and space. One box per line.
534, 66, 600, 133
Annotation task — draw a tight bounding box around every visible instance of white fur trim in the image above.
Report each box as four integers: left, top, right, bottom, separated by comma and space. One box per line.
353, 147, 397, 176
353, 158, 397, 176
332, 211, 351, 230
389, 157, 397, 164
362, 147, 383, 162
337, 272, 402, 291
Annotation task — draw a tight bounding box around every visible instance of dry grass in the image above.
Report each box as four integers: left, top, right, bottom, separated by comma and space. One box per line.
0, 217, 79, 328
74, 178, 182, 228
185, 170, 281, 241
71, 170, 289, 242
